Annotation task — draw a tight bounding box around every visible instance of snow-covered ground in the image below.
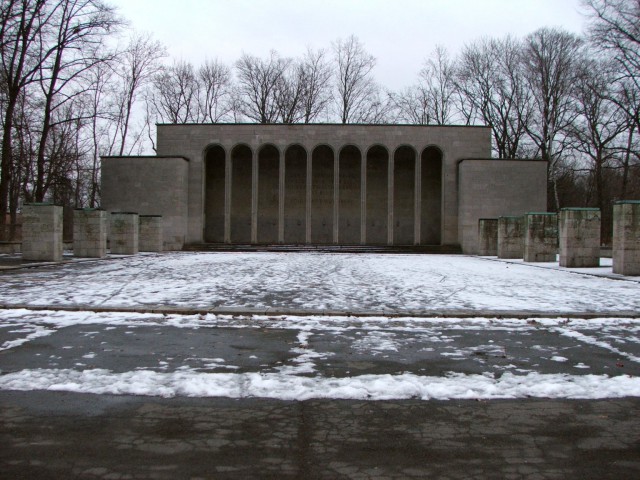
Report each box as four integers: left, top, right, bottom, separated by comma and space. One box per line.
0, 252, 638, 313
1, 252, 639, 400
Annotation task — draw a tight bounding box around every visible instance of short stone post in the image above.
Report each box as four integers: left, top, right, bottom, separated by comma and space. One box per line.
613, 201, 640, 276
22, 203, 64, 262
497, 216, 524, 259
478, 218, 498, 256
109, 212, 139, 255
559, 208, 600, 268
139, 215, 163, 252
524, 212, 558, 262
73, 209, 107, 258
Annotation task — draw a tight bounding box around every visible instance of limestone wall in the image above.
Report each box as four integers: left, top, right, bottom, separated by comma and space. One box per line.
458, 160, 547, 254
101, 156, 188, 250
156, 124, 492, 247
22, 204, 63, 262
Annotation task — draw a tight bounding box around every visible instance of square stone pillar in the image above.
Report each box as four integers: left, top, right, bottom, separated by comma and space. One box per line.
613, 201, 640, 276
524, 213, 558, 262
73, 209, 107, 258
110, 212, 139, 255
22, 203, 64, 262
478, 218, 498, 256
139, 215, 163, 252
559, 208, 600, 268
497, 216, 524, 259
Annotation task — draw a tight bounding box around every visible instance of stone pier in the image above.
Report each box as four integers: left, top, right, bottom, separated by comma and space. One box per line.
478, 219, 498, 256
559, 208, 600, 268
524, 213, 558, 262
73, 209, 107, 258
139, 215, 163, 252
22, 203, 64, 262
497, 216, 524, 259
613, 201, 640, 276
110, 212, 139, 255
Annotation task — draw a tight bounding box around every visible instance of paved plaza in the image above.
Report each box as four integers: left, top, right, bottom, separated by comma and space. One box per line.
1, 252, 639, 478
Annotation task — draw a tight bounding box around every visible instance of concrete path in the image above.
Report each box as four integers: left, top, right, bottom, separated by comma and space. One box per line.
2, 391, 639, 479
1, 252, 640, 478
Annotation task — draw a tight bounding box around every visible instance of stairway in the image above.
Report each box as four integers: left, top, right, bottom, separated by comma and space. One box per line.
182, 243, 462, 254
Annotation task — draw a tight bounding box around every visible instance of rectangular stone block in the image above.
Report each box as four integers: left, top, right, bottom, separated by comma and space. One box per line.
559, 208, 600, 268
110, 212, 139, 255
524, 212, 557, 262
613, 201, 640, 275
478, 218, 498, 256
73, 209, 107, 258
139, 215, 163, 252
22, 203, 63, 262
497, 216, 524, 259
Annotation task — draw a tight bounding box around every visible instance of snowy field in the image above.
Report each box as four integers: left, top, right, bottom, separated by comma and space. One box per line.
0, 252, 638, 313
1, 252, 639, 401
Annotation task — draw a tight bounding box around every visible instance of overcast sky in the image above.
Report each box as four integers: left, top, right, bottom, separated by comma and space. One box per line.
109, 0, 588, 90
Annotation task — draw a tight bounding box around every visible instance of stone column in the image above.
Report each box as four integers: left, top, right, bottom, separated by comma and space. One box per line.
559, 208, 600, 268
387, 155, 394, 245
497, 216, 524, 259
478, 218, 498, 256
110, 212, 139, 255
524, 212, 558, 262
73, 208, 107, 258
224, 149, 231, 244
613, 200, 640, 276
251, 149, 258, 244
22, 203, 64, 262
139, 215, 163, 252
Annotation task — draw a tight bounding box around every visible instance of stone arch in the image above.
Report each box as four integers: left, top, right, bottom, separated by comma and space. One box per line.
421, 145, 443, 245
366, 145, 389, 244
393, 145, 416, 245
257, 144, 280, 243
311, 144, 334, 244
338, 145, 362, 244
230, 143, 252, 243
284, 144, 307, 243
204, 144, 226, 242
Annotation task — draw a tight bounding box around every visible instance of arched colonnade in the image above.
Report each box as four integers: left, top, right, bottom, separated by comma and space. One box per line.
204, 143, 442, 245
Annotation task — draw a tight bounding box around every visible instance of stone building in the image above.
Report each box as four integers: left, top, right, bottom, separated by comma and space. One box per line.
101, 123, 547, 253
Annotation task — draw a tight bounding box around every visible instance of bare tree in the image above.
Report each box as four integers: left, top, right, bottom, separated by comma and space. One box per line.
566, 57, 627, 234
0, 0, 52, 236
234, 51, 289, 123
33, 0, 120, 202
456, 36, 532, 158
197, 58, 232, 123
332, 35, 378, 124
113, 32, 165, 156
522, 27, 584, 210
298, 48, 332, 123
149, 60, 199, 123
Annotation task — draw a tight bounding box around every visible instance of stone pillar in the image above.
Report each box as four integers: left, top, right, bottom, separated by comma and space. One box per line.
613, 201, 640, 276
110, 212, 139, 255
497, 216, 524, 259
139, 215, 163, 252
22, 203, 63, 262
73, 208, 107, 258
524, 212, 558, 262
559, 208, 600, 268
478, 218, 498, 256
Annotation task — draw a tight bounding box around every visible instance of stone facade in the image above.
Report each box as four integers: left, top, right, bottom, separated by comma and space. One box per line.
559, 208, 600, 268
524, 213, 558, 262
478, 219, 498, 256
110, 212, 139, 255
22, 204, 63, 262
73, 209, 107, 258
101, 124, 548, 253
139, 215, 163, 252
497, 216, 524, 259
613, 201, 640, 275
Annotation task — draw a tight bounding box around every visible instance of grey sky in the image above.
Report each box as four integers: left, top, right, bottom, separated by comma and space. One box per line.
109, 0, 587, 90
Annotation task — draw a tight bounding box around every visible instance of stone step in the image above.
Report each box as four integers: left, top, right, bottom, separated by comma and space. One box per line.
182, 243, 462, 254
